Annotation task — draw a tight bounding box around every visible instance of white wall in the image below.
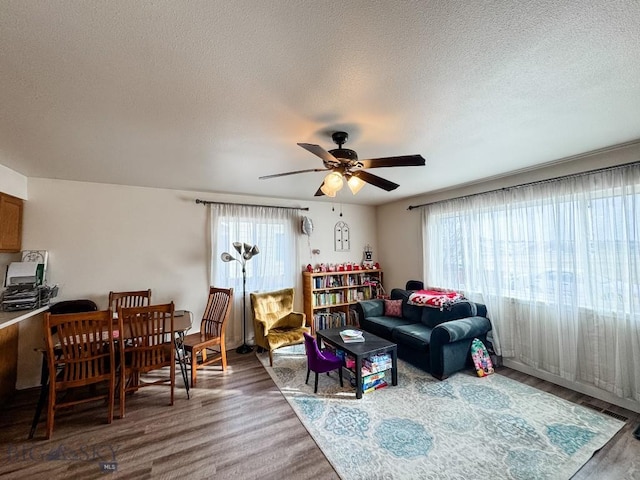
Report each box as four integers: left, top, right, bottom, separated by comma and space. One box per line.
299, 202, 378, 273
16, 178, 377, 388
0, 163, 28, 199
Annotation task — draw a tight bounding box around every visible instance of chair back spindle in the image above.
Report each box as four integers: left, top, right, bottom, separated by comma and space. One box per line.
201, 288, 232, 338
109, 289, 151, 313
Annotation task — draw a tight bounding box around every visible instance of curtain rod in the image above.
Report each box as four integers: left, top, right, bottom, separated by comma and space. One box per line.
407, 160, 640, 211
195, 199, 309, 211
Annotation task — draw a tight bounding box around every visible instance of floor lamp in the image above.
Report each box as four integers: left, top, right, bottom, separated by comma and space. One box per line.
221, 242, 259, 354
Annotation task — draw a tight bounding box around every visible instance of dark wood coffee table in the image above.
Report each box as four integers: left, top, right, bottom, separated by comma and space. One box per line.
316, 327, 398, 399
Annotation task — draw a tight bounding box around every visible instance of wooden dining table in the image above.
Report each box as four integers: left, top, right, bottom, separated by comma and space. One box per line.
28, 310, 193, 439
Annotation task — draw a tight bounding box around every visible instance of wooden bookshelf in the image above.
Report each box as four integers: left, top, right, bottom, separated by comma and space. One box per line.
302, 269, 383, 333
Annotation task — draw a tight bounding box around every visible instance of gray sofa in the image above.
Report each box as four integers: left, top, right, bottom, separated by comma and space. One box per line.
354, 287, 492, 380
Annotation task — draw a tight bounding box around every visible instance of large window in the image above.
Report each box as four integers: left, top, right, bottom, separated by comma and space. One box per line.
217, 219, 291, 285
424, 163, 640, 402
430, 191, 639, 312
210, 204, 299, 347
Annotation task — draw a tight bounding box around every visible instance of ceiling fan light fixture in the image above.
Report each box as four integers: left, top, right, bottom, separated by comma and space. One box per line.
320, 182, 337, 197
347, 175, 366, 195
261, 131, 425, 197
322, 171, 344, 196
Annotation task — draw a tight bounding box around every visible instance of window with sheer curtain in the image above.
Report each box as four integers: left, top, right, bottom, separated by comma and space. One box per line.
423, 163, 640, 402
209, 204, 299, 347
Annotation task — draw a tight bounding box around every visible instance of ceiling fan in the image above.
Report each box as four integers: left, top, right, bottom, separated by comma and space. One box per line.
259, 131, 426, 197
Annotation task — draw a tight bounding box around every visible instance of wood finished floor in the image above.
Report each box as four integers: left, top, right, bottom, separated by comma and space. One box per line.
0, 351, 638, 479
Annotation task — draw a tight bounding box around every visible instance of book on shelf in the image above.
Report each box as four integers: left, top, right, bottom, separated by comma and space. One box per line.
342, 368, 386, 388
363, 353, 392, 371
339, 329, 364, 343
345, 355, 355, 369
313, 310, 348, 331
364, 380, 388, 394
343, 369, 385, 379
363, 370, 385, 383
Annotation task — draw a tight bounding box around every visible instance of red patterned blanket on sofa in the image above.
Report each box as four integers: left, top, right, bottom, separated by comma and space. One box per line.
407, 288, 466, 310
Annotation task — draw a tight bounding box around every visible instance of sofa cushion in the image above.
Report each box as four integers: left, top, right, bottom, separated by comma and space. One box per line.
391, 323, 434, 351
421, 301, 488, 328
360, 315, 415, 340
390, 289, 423, 324
384, 299, 403, 317
358, 299, 384, 318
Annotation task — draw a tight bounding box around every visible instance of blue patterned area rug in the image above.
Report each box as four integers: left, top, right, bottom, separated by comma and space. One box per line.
258, 347, 624, 480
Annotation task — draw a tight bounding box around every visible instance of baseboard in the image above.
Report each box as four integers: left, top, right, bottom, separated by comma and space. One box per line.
503, 359, 640, 414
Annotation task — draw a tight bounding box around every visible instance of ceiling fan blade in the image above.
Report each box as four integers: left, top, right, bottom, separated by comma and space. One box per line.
353, 170, 399, 191
259, 168, 329, 180
359, 154, 425, 169
314, 183, 325, 197
298, 143, 340, 165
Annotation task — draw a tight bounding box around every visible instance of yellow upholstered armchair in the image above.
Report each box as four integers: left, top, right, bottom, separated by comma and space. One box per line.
250, 288, 310, 366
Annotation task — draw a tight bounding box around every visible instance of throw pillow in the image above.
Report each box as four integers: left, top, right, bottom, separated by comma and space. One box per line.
384, 299, 403, 318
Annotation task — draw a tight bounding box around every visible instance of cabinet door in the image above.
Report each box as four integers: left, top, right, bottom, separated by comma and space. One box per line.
0, 324, 19, 405
0, 193, 23, 252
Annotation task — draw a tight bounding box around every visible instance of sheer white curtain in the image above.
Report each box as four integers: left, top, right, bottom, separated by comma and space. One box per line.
424, 163, 640, 402
209, 204, 300, 348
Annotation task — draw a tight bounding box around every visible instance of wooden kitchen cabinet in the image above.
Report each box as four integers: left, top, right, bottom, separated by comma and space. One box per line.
0, 192, 23, 252
0, 323, 18, 405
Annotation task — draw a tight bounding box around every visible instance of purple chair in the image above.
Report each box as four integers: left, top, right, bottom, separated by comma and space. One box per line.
303, 333, 344, 393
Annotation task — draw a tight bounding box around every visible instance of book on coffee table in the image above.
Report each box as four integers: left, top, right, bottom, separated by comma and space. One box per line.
340, 329, 365, 343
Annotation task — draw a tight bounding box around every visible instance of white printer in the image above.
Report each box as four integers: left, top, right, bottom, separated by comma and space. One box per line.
2, 257, 57, 311
5, 261, 44, 286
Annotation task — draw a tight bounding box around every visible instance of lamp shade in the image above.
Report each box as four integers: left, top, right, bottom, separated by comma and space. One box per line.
320, 183, 337, 197
221, 252, 235, 262
347, 175, 366, 195
324, 171, 344, 191
321, 171, 344, 197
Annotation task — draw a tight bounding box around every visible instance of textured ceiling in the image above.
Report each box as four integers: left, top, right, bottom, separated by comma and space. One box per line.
1, 1, 639, 205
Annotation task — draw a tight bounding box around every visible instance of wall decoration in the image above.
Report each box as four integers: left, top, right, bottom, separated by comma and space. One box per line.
334, 221, 350, 252
301, 216, 314, 235
363, 244, 374, 268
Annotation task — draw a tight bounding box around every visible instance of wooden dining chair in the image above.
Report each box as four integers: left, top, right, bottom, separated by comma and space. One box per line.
182, 287, 233, 387
43, 309, 116, 439
117, 302, 175, 419
109, 289, 151, 312
29, 299, 99, 439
